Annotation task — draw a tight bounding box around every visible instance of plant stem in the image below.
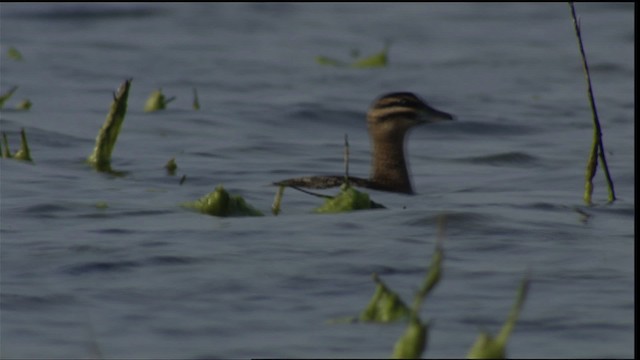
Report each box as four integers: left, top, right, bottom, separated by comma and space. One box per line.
569, 2, 616, 204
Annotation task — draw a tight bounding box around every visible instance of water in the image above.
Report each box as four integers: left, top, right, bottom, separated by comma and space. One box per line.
0, 3, 634, 358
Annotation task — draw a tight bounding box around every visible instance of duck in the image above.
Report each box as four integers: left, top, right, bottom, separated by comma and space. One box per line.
274, 92, 453, 194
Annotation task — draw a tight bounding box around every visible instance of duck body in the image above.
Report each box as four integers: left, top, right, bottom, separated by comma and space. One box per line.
275, 92, 453, 194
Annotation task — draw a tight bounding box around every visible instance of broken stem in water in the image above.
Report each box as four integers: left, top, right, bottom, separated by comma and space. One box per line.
569, 2, 616, 204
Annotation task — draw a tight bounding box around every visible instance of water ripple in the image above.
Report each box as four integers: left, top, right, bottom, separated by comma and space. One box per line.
62, 260, 140, 275
458, 151, 539, 167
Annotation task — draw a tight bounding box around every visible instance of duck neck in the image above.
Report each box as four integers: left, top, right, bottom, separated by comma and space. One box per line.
369, 132, 413, 194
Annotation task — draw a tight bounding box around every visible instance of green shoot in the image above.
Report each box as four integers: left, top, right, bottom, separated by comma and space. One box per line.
193, 87, 200, 110
0, 86, 18, 109
391, 316, 428, 359
271, 185, 285, 216
359, 273, 412, 322
87, 79, 132, 172
13, 128, 33, 162
466, 273, 530, 359
144, 88, 176, 112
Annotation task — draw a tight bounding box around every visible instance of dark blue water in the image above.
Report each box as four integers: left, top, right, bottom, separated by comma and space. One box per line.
1, 3, 634, 358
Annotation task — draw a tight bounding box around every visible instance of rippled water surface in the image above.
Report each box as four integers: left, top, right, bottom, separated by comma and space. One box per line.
0, 3, 634, 359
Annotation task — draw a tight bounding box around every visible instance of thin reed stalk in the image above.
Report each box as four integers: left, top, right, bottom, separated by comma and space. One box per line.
568, 2, 616, 204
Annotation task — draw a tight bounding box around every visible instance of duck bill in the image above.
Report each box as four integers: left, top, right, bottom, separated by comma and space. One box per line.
420, 104, 455, 123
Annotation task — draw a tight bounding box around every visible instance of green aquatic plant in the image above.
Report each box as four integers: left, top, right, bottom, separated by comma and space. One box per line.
182, 185, 264, 217
315, 55, 347, 67
330, 222, 445, 358
391, 316, 428, 359
13, 128, 32, 162
466, 273, 530, 359
271, 185, 286, 216
315, 43, 390, 68
569, 3, 615, 205
1, 128, 33, 162
351, 44, 389, 68
7, 46, 23, 61
87, 79, 132, 172
359, 273, 412, 322
0, 86, 18, 109
165, 157, 177, 175
1, 132, 11, 158
192, 87, 200, 110
274, 135, 386, 214
95, 202, 109, 209
314, 183, 380, 214
144, 88, 175, 112
16, 99, 32, 110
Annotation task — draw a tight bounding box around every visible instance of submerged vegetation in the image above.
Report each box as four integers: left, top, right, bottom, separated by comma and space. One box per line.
182, 185, 264, 217
165, 157, 178, 175
316, 43, 390, 68
7, 46, 24, 61
192, 87, 200, 110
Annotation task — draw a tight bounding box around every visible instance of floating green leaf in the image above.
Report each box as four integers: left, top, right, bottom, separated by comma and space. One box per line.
87, 79, 131, 172
16, 99, 32, 110
0, 86, 18, 109
315, 183, 379, 213
351, 45, 388, 68
315, 55, 347, 67
182, 185, 264, 217
95, 202, 109, 209
467, 274, 530, 359
391, 316, 428, 359
7, 47, 23, 61
316, 44, 390, 69
1, 132, 11, 158
165, 157, 177, 175
144, 88, 175, 112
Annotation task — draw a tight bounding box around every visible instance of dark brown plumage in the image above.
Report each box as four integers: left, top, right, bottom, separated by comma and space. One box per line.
275, 92, 453, 194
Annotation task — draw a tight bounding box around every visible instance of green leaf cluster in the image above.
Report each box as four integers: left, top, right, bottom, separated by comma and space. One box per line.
182, 185, 264, 217
359, 273, 412, 322
314, 184, 377, 213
